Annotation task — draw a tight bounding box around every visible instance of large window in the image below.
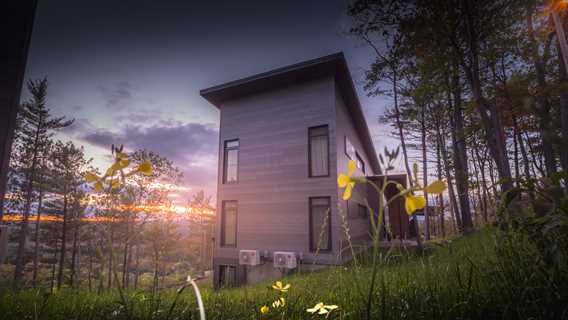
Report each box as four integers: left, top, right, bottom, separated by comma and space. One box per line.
221, 201, 237, 247
309, 197, 331, 252
223, 139, 239, 183
308, 126, 329, 177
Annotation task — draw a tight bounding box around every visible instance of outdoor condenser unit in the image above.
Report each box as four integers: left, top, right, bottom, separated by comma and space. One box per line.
239, 249, 260, 266
273, 251, 297, 269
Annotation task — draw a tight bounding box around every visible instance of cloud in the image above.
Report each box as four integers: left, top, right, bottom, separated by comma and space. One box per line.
98, 81, 133, 108
68, 119, 220, 199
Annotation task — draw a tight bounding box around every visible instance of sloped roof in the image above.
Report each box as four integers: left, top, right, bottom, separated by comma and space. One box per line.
200, 52, 381, 174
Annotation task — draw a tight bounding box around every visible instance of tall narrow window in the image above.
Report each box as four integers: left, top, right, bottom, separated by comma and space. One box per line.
223, 139, 239, 183
309, 126, 329, 177
356, 152, 365, 174
221, 201, 237, 247
309, 197, 331, 252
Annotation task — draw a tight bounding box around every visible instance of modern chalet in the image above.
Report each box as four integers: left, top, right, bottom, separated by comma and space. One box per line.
200, 52, 411, 288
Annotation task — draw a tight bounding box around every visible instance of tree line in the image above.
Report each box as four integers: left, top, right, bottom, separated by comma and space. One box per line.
1, 79, 214, 292
348, 0, 568, 238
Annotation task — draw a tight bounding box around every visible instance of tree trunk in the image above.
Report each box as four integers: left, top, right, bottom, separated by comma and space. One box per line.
88, 241, 93, 292
107, 227, 113, 290
557, 40, 568, 173
134, 245, 140, 290
461, 0, 513, 192
513, 125, 520, 183
32, 190, 43, 287
436, 138, 445, 237
525, 132, 545, 176
56, 194, 69, 290
13, 115, 44, 286
153, 252, 159, 295
421, 103, 430, 240
527, 0, 557, 176
393, 70, 413, 183
50, 243, 58, 293
439, 130, 462, 231
449, 67, 473, 232
471, 147, 488, 223
70, 214, 80, 288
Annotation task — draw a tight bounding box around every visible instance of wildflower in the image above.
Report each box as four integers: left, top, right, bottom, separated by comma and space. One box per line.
404, 194, 426, 215
338, 160, 357, 200
260, 305, 270, 314
306, 302, 338, 315
84, 148, 153, 192
404, 180, 446, 215
272, 281, 291, 293
272, 297, 286, 308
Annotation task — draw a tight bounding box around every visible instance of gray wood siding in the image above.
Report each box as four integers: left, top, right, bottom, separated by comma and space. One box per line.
335, 88, 377, 248
215, 77, 340, 265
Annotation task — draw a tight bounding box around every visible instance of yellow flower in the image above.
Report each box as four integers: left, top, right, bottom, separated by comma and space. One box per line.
405, 194, 426, 215
272, 281, 291, 293
138, 161, 153, 176
306, 302, 339, 315
423, 180, 446, 194
272, 297, 286, 308
260, 305, 270, 314
338, 160, 357, 200
94, 181, 103, 192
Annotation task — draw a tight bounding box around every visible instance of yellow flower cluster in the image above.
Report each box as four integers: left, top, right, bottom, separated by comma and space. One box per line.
85, 151, 153, 192
259, 281, 340, 317
259, 281, 290, 315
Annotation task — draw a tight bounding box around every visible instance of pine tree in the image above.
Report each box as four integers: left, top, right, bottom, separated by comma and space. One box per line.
12, 78, 73, 286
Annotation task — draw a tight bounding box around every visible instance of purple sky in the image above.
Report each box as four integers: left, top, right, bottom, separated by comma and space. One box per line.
22, 0, 400, 204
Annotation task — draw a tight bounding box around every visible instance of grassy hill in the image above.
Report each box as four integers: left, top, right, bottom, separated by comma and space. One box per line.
1, 228, 566, 319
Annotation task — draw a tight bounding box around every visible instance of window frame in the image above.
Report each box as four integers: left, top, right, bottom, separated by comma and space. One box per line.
308, 196, 332, 253
308, 125, 330, 178
220, 200, 238, 248
223, 139, 239, 184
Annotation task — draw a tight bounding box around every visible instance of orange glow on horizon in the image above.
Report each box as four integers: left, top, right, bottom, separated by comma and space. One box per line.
2, 204, 214, 223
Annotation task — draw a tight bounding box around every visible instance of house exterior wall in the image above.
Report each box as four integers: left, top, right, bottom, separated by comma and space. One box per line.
334, 87, 377, 254
213, 77, 342, 287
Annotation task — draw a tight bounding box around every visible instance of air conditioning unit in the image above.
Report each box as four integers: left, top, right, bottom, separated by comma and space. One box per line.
273, 251, 297, 269
239, 250, 260, 266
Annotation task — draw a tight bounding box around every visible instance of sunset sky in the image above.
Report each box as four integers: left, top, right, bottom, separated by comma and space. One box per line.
22, 0, 399, 204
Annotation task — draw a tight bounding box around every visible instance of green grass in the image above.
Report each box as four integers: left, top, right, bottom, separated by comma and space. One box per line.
1, 228, 567, 319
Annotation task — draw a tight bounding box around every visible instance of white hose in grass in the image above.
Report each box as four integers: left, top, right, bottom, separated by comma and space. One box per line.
187, 275, 206, 320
